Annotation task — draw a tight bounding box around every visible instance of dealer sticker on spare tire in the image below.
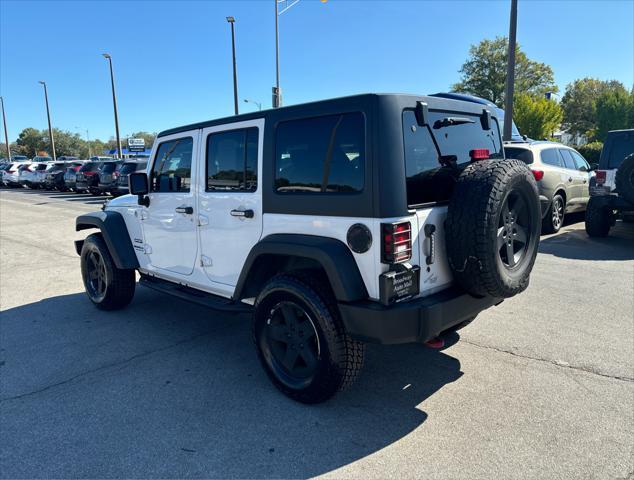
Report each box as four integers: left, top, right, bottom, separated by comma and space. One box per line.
379, 265, 420, 306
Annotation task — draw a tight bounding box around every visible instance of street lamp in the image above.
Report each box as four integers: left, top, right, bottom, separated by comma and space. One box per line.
102, 53, 123, 159
243, 98, 262, 111
0, 96, 11, 161
226, 16, 239, 115
75, 126, 92, 157
38, 81, 56, 161
503, 0, 518, 142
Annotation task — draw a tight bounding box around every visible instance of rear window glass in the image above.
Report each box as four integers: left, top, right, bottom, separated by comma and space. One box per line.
402, 109, 503, 206
80, 162, 100, 172
100, 162, 117, 173
275, 112, 364, 193
504, 147, 533, 164
607, 134, 634, 169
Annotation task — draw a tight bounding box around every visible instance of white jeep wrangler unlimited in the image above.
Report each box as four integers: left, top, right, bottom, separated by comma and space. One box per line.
75, 94, 540, 403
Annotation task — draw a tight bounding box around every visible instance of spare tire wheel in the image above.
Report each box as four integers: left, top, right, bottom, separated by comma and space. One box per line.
445, 159, 540, 298
615, 153, 634, 204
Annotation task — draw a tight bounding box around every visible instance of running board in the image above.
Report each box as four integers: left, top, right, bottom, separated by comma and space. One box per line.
139, 274, 252, 314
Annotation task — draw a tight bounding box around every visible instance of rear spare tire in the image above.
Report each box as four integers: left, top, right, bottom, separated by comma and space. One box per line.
615, 153, 634, 204
445, 159, 540, 298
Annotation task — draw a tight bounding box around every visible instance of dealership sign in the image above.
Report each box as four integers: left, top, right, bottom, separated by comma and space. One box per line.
128, 138, 145, 152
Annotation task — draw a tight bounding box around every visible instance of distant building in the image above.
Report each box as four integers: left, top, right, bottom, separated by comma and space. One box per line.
553, 129, 587, 146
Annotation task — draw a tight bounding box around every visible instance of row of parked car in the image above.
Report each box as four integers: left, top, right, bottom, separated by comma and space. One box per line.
0, 156, 147, 197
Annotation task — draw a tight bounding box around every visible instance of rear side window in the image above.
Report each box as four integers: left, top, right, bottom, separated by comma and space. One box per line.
151, 137, 193, 193
558, 149, 576, 170
504, 147, 534, 165
206, 127, 258, 192
606, 133, 634, 169
275, 112, 364, 193
540, 148, 562, 167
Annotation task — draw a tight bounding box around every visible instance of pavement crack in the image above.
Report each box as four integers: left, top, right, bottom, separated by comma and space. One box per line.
0, 332, 210, 403
461, 339, 634, 383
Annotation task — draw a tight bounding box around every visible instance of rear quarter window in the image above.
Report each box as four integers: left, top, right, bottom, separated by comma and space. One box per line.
504, 147, 533, 165
540, 148, 563, 167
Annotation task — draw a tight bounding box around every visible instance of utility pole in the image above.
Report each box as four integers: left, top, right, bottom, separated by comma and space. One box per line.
227, 16, 239, 115
503, 0, 518, 142
86, 129, 92, 157
273, 0, 282, 108
0, 96, 11, 161
38, 81, 56, 160
102, 53, 123, 159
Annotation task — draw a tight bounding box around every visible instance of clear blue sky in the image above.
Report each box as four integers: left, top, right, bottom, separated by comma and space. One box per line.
1, 0, 632, 142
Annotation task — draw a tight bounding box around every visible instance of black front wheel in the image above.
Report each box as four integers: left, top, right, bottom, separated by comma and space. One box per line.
80, 233, 136, 310
253, 274, 364, 404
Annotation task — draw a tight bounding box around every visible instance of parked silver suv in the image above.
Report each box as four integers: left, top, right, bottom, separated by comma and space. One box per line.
504, 142, 593, 233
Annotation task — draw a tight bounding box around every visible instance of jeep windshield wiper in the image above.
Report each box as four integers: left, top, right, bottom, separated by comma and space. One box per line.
433, 117, 475, 129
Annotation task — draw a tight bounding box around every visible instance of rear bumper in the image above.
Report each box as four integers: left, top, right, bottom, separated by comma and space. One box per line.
339, 287, 502, 344
539, 195, 550, 218
590, 194, 634, 211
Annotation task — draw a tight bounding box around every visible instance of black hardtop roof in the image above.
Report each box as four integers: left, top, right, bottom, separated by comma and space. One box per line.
157, 93, 500, 138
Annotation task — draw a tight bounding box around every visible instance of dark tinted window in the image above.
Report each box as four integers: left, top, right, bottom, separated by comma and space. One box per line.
119, 163, 138, 175
428, 110, 503, 165
206, 127, 258, 192
558, 149, 576, 169
100, 162, 117, 173
540, 148, 562, 167
504, 147, 534, 164
151, 137, 193, 193
607, 133, 634, 169
79, 162, 100, 172
275, 112, 364, 193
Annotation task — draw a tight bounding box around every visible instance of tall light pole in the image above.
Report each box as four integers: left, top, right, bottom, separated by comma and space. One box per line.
0, 96, 11, 161
503, 0, 518, 142
38, 81, 56, 161
75, 126, 92, 157
102, 53, 122, 159
244, 98, 262, 111
273, 0, 281, 108
226, 16, 239, 115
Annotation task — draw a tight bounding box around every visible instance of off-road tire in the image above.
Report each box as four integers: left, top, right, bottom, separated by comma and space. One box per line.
541, 194, 565, 234
615, 153, 634, 204
445, 159, 541, 298
80, 233, 135, 310
253, 273, 364, 404
585, 197, 612, 237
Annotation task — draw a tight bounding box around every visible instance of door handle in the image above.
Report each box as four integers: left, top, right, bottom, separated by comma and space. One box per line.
175, 206, 194, 214
568, 177, 573, 182
583, 179, 587, 183
230, 209, 254, 218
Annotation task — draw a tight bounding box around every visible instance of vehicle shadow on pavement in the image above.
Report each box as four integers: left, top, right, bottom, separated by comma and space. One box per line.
0, 288, 463, 478
539, 222, 634, 261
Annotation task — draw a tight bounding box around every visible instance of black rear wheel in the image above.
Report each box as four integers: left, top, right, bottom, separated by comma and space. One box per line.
541, 194, 565, 234
585, 197, 612, 237
253, 273, 364, 403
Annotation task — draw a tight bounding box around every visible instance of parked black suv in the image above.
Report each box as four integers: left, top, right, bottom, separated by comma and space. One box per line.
75, 161, 103, 193
111, 160, 148, 197
586, 129, 634, 236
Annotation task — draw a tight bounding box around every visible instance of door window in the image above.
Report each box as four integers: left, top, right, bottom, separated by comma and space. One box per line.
151, 137, 193, 192
206, 127, 258, 192
558, 149, 577, 170
569, 150, 590, 171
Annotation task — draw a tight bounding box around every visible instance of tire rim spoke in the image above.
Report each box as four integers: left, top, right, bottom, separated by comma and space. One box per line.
514, 224, 527, 245
298, 345, 318, 370
268, 323, 289, 343
505, 241, 515, 267
282, 345, 299, 371
497, 227, 506, 251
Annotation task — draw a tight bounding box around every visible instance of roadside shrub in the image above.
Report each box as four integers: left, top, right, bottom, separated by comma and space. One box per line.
576, 141, 603, 164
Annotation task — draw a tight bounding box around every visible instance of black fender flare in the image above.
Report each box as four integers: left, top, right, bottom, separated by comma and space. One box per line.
75, 211, 139, 269
234, 234, 368, 302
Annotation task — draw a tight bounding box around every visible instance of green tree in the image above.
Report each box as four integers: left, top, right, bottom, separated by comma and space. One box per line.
595, 88, 633, 142
15, 128, 46, 157
560, 78, 628, 137
513, 93, 563, 140
452, 36, 557, 107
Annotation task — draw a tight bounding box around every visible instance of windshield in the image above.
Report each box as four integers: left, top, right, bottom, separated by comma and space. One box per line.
504, 147, 534, 164
495, 107, 522, 139
607, 133, 634, 169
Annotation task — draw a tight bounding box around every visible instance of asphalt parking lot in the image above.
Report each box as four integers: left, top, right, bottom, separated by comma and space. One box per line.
1, 187, 633, 479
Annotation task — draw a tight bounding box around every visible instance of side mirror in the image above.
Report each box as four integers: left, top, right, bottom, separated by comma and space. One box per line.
129, 172, 150, 207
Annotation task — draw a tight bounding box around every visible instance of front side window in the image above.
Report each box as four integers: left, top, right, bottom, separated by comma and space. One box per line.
151, 137, 193, 193
275, 112, 364, 193
540, 148, 562, 167
206, 127, 258, 192
569, 150, 589, 171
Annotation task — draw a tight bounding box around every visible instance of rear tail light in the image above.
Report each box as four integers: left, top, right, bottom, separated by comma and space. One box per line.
531, 169, 544, 181
381, 221, 412, 263
595, 170, 606, 185
469, 149, 490, 161
113, 171, 120, 178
